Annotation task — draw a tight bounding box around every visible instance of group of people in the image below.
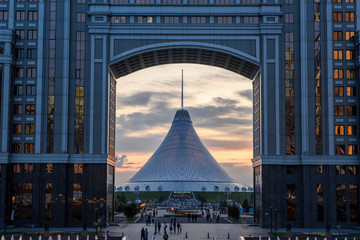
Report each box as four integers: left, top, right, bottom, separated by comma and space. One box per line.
187, 213, 198, 222
140, 218, 182, 239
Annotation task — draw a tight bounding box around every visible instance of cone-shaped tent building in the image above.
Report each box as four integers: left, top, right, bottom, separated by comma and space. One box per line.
121, 109, 241, 192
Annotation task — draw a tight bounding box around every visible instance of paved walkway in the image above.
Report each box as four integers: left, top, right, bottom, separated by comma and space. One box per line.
108, 223, 269, 239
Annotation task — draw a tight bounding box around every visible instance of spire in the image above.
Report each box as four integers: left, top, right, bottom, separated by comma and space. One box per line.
181, 69, 184, 110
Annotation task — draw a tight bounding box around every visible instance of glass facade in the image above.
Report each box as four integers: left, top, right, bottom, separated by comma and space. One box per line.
72, 183, 82, 220
286, 184, 296, 221
350, 184, 359, 222
23, 183, 32, 219
314, 0, 322, 154
285, 32, 295, 155
47, 0, 56, 153
74, 31, 85, 154
336, 184, 346, 221
317, 184, 324, 221
45, 183, 52, 220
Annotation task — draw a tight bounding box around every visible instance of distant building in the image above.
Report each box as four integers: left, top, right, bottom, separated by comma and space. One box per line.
122, 109, 241, 192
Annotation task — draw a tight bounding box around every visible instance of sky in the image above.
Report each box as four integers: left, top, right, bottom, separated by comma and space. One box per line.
115, 63, 253, 187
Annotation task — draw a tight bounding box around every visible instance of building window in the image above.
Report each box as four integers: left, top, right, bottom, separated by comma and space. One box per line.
46, 163, 53, 173
164, 16, 180, 24
334, 69, 343, 79
0, 11, 8, 21
284, 0, 293, 3
74, 164, 83, 174
77, 0, 86, 3
28, 11, 38, 21
137, 16, 153, 23
348, 145, 357, 155
135, 0, 155, 3
333, 12, 342, 22
348, 166, 358, 175
336, 145, 345, 155
337, 184, 346, 221
345, 12, 355, 22
25, 124, 35, 134
316, 165, 323, 174
333, 50, 343, 60
215, 0, 234, 4
347, 125, 356, 135
190, 16, 207, 24
317, 184, 324, 221
333, 31, 342, 41
335, 125, 345, 135
346, 69, 355, 79
45, 183, 52, 220
217, 17, 233, 24
346, 86, 356, 97
24, 163, 33, 173
73, 183, 82, 220
26, 68, 36, 78
26, 85, 36, 95
188, 0, 208, 3
333, 0, 341, 2
25, 104, 35, 115
345, 0, 354, 2
12, 124, 22, 134
16, 11, 25, 21
334, 86, 344, 96
15, 30, 25, 40
15, 48, 24, 59
243, 16, 258, 24
76, 13, 85, 22
12, 143, 21, 153
347, 106, 356, 116
13, 163, 21, 173
11, 183, 20, 220
334, 106, 344, 116
23, 183, 33, 219
350, 184, 359, 221
286, 184, 296, 221
24, 143, 34, 153
336, 165, 346, 175
15, 67, 24, 78
346, 50, 355, 60
111, 16, 126, 23
13, 104, 23, 115
162, 0, 181, 4
285, 14, 294, 23
346, 31, 355, 41
27, 30, 37, 40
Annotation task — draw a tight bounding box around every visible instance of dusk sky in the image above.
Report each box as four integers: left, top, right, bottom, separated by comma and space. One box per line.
115, 64, 253, 187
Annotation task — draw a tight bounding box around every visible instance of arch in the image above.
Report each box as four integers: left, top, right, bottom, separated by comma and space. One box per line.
109, 42, 260, 80
201, 186, 206, 192
214, 186, 219, 192
234, 186, 240, 192
145, 186, 150, 191
125, 186, 130, 191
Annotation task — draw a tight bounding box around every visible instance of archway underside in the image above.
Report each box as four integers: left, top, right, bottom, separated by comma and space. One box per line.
110, 48, 259, 80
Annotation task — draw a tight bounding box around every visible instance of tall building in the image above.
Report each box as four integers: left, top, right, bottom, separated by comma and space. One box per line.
0, 0, 358, 228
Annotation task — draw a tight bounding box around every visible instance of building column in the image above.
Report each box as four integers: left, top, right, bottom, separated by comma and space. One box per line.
0, 164, 7, 222
1, 64, 11, 153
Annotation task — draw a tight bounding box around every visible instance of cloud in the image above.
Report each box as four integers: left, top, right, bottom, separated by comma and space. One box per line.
238, 89, 253, 100
220, 162, 253, 186
203, 139, 252, 150
119, 92, 152, 106
116, 154, 128, 168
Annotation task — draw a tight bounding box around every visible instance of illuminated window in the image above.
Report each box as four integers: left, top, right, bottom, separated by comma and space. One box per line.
335, 125, 345, 135
316, 165, 323, 174
25, 104, 35, 115
46, 163, 53, 173
336, 165, 346, 174
346, 69, 355, 79
334, 86, 344, 96
111, 16, 126, 23
334, 69, 344, 80
13, 163, 21, 173
25, 124, 35, 134
348, 166, 358, 175
334, 106, 344, 116
347, 125, 356, 135
346, 86, 356, 97
333, 12, 342, 22
345, 12, 355, 22
333, 50, 343, 60
347, 106, 356, 116
336, 145, 345, 155
333, 0, 341, 2
346, 50, 355, 60
24, 163, 33, 173
348, 145, 357, 155
73, 183, 82, 220
11, 183, 20, 220
138, 16, 153, 23
286, 184, 296, 221
74, 164, 83, 174
333, 31, 342, 41
24, 143, 34, 153
345, 0, 354, 2
12, 124, 22, 134
12, 143, 21, 153
346, 31, 355, 40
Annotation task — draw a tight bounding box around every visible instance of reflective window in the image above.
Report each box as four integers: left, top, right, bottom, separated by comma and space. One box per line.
190, 16, 207, 24
46, 163, 53, 173
24, 163, 33, 173
285, 14, 294, 23
13, 85, 23, 95
27, 30, 37, 40
15, 68, 24, 78
12, 143, 21, 153
164, 16, 180, 24
215, 0, 234, 4
188, 0, 208, 3
45, 183, 52, 219
23, 183, 33, 219
24, 143, 34, 153
336, 145, 345, 155
350, 184, 359, 221
334, 86, 344, 96
217, 17, 232, 24
286, 184, 296, 221
12, 124, 22, 134
26, 68, 37, 78
162, 0, 181, 3
346, 50, 355, 60
16, 11, 25, 21
136, 0, 155, 3
0, 11, 8, 21
138, 16, 154, 23
243, 16, 259, 24
15, 30, 25, 40
333, 31, 342, 41
316, 165, 323, 174
348, 166, 357, 175
28, 11, 38, 21
284, 0, 293, 3
333, 12, 342, 22
13, 104, 23, 115
74, 164, 83, 174
348, 145, 357, 155
346, 86, 355, 97
317, 184, 324, 221
333, 50, 343, 60
111, 16, 127, 23
25, 124, 35, 134
336, 184, 346, 221
76, 13, 86, 22
347, 106, 356, 116
334, 106, 344, 116
25, 104, 35, 115
345, 12, 355, 22
73, 183, 82, 219
26, 85, 36, 95
335, 125, 345, 135
346, 31, 355, 40
334, 69, 343, 79
347, 125, 356, 136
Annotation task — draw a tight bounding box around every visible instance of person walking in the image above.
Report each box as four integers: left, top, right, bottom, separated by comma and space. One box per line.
163, 222, 167, 232
154, 221, 157, 233
144, 228, 148, 240
141, 228, 145, 240
177, 222, 180, 233
152, 232, 156, 240
163, 232, 168, 240
158, 221, 161, 233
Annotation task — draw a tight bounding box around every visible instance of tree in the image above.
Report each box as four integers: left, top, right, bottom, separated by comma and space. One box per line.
227, 205, 240, 220
124, 203, 138, 219
119, 193, 127, 203
242, 198, 249, 213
